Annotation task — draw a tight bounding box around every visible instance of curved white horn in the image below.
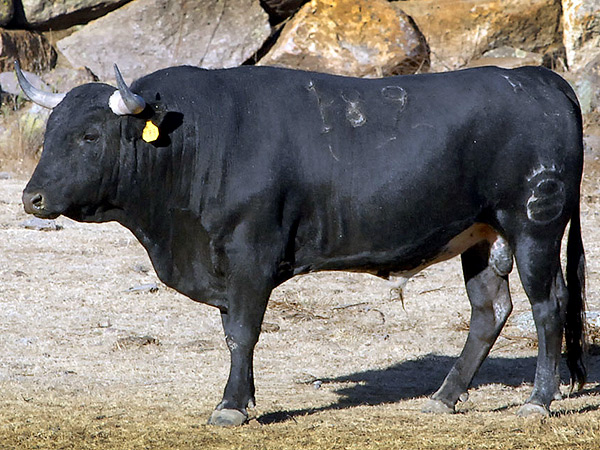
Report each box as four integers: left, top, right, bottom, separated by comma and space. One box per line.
109, 64, 146, 115
14, 61, 65, 109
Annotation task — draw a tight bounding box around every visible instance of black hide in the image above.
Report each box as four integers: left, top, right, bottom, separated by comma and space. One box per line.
22, 65, 586, 424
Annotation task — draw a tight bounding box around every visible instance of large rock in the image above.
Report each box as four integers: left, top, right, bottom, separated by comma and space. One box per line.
0, 69, 49, 96
562, 0, 600, 72
57, 0, 271, 82
394, 0, 562, 72
0, 67, 94, 99
0, 30, 57, 73
40, 67, 97, 93
0, 0, 13, 26
570, 56, 600, 116
259, 0, 429, 77
18, 0, 130, 29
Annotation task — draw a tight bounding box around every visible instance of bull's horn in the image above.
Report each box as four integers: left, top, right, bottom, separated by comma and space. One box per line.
14, 61, 66, 109
109, 64, 146, 115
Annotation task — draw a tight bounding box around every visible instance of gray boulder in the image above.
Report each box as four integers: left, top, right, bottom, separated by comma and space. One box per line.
562, 0, 600, 72
0, 70, 49, 96
40, 66, 97, 93
19, 0, 130, 29
57, 0, 271, 82
573, 56, 600, 116
0, 67, 95, 97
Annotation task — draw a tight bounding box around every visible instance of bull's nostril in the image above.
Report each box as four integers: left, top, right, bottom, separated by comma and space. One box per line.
30, 193, 43, 209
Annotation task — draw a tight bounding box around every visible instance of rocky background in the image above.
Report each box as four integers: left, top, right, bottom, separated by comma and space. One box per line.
0, 0, 598, 170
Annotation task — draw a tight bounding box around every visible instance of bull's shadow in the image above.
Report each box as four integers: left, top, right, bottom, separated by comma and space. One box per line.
257, 348, 600, 424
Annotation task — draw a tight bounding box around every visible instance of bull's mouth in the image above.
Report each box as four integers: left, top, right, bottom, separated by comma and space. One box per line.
22, 190, 121, 223
30, 210, 61, 220
22, 193, 98, 222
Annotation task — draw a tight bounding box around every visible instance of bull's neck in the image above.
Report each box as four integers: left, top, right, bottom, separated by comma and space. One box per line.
113, 133, 212, 244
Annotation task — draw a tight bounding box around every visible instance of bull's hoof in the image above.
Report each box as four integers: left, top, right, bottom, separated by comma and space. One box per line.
516, 403, 549, 417
422, 399, 455, 414
207, 408, 248, 426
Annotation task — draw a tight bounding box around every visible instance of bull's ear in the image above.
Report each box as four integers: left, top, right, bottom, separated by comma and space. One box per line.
140, 102, 166, 143
141, 102, 183, 146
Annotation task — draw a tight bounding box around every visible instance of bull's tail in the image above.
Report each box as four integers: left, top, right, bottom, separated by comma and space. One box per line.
565, 203, 587, 391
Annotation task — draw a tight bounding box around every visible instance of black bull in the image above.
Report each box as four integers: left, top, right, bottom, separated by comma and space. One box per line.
18, 64, 586, 426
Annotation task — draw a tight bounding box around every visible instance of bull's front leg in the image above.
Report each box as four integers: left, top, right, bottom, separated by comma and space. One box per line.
208, 279, 271, 426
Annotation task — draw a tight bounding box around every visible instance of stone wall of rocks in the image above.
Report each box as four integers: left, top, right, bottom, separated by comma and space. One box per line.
0, 0, 598, 115
0, 0, 597, 81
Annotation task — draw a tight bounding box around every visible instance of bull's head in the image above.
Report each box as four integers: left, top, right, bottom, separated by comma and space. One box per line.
17, 62, 148, 222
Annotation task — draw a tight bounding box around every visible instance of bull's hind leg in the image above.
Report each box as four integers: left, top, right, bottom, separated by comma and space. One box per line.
423, 239, 513, 413
513, 235, 567, 416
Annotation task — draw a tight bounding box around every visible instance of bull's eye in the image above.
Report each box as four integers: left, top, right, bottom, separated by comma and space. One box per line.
83, 132, 100, 143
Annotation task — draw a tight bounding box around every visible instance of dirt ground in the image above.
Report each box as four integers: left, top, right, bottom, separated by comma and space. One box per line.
1, 155, 600, 449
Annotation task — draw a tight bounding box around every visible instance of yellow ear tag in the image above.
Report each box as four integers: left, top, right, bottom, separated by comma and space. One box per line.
142, 120, 160, 143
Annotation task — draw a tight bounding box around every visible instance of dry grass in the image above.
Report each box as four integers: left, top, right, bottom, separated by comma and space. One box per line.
1, 400, 599, 450
0, 99, 47, 174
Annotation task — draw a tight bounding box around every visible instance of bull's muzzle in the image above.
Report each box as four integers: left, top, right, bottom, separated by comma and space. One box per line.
22, 191, 52, 217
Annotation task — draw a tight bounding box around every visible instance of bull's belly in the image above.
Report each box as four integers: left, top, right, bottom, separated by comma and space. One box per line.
296, 223, 513, 283
385, 223, 513, 289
